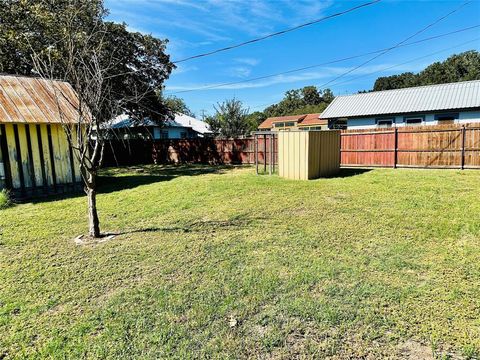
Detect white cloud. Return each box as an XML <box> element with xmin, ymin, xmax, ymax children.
<box><xmin>165</xmin><ymin>63</ymin><xmax>426</xmax><ymax>92</ymax></box>
<box><xmin>234</xmin><ymin>57</ymin><xmax>261</xmax><ymax>66</ymax></box>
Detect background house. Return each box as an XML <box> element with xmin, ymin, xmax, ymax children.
<box><xmin>0</xmin><ymin>75</ymin><xmax>82</xmax><ymax>196</ymax></box>
<box><xmin>109</xmin><ymin>113</ymin><xmax>212</xmax><ymax>139</ymax></box>
<box><xmin>320</xmin><ymin>80</ymin><xmax>480</xmax><ymax>129</ymax></box>
<box><xmin>258</xmin><ymin>113</ymin><xmax>328</xmax><ymax>131</ymax></box>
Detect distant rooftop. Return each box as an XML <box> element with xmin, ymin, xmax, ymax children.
<box><xmin>321</xmin><ymin>80</ymin><xmax>480</xmax><ymax>119</ymax></box>
<box><xmin>109</xmin><ymin>113</ymin><xmax>211</xmax><ymax>135</ymax></box>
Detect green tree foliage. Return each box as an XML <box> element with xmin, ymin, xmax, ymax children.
<box><xmin>0</xmin><ymin>0</ymin><xmax>174</xmax><ymax>122</ymax></box>
<box><xmin>245</xmin><ymin>111</ymin><xmax>267</xmax><ymax>132</ymax></box>
<box><xmin>205</xmin><ymin>99</ymin><xmax>251</xmax><ymax>138</ymax></box>
<box><xmin>162</xmin><ymin>96</ymin><xmax>195</xmax><ymax>117</ymax></box>
<box><xmin>263</xmin><ymin>86</ymin><xmax>334</xmax><ymax>117</ymax></box>
<box><xmin>0</xmin><ymin>0</ymin><xmax>174</xmax><ymax>237</ymax></box>
<box><xmin>373</xmin><ymin>51</ymin><xmax>480</xmax><ymax>91</ymax></box>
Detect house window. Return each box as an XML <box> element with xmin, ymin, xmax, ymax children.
<box><xmin>160</xmin><ymin>130</ymin><xmax>169</xmax><ymax>139</ymax></box>
<box><xmin>274</xmin><ymin>122</ymin><xmax>295</xmax><ymax>128</ymax></box>
<box><xmin>180</xmin><ymin>132</ymin><xmax>187</xmax><ymax>139</ymax></box>
<box><xmin>435</xmin><ymin>113</ymin><xmax>458</xmax><ymax>124</ymax></box>
<box><xmin>376</xmin><ymin>118</ymin><xmax>394</xmax><ymax>128</ymax></box>
<box><xmin>404</xmin><ymin>116</ymin><xmax>424</xmax><ymax>125</ymax></box>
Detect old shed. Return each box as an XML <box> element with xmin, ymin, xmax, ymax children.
<box><xmin>0</xmin><ymin>75</ymin><xmax>83</xmax><ymax>197</ymax></box>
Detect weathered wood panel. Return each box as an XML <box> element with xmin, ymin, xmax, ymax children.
<box><xmin>340</xmin><ymin>124</ymin><xmax>480</xmax><ymax>169</ymax></box>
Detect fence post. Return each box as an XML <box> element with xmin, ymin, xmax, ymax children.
<box><xmin>393</xmin><ymin>127</ymin><xmax>398</xmax><ymax>169</ymax></box>
<box><xmin>263</xmin><ymin>134</ymin><xmax>267</xmax><ymax>173</ymax></box>
<box><xmin>269</xmin><ymin>134</ymin><xmax>273</xmax><ymax>175</ymax></box>
<box><xmin>255</xmin><ymin>134</ymin><xmax>259</xmax><ymax>175</ymax></box>
<box><xmin>461</xmin><ymin>125</ymin><xmax>466</xmax><ymax>170</ymax></box>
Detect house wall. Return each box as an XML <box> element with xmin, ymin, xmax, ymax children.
<box><xmin>153</xmin><ymin>126</ymin><xmax>196</xmax><ymax>139</ymax></box>
<box><xmin>346</xmin><ymin>110</ymin><xmax>480</xmax><ymax>129</ymax></box>
<box><xmin>0</xmin><ymin>123</ymin><xmax>81</xmax><ymax>194</ymax></box>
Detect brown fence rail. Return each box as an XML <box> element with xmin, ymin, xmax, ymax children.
<box><xmin>102</xmin><ymin>124</ymin><xmax>480</xmax><ymax>170</ymax></box>
<box><xmin>102</xmin><ymin>137</ymin><xmax>277</xmax><ymax>167</ymax></box>
<box><xmin>341</xmin><ymin>124</ymin><xmax>480</xmax><ymax>169</ymax></box>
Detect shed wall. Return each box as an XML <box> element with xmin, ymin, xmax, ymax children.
<box><xmin>278</xmin><ymin>131</ymin><xmax>340</xmax><ymax>180</ymax></box>
<box><xmin>0</xmin><ymin>123</ymin><xmax>81</xmax><ymax>194</ymax></box>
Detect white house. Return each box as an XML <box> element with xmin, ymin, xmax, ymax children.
<box><xmin>320</xmin><ymin>80</ymin><xmax>480</xmax><ymax>129</ymax></box>
<box><xmin>108</xmin><ymin>113</ymin><xmax>212</xmax><ymax>139</ymax></box>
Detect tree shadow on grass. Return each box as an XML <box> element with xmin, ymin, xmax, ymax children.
<box><xmin>26</xmin><ymin>164</ymin><xmax>235</xmax><ymax>204</ymax></box>
<box><xmin>110</xmin><ymin>214</ymin><xmax>267</xmax><ymax>237</ymax></box>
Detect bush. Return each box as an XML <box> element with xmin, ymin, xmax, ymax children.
<box><xmin>0</xmin><ymin>189</ymin><xmax>12</xmax><ymax>209</ymax></box>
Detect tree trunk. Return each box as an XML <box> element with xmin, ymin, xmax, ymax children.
<box><xmin>86</xmin><ymin>186</ymin><xmax>100</xmax><ymax>238</ymax></box>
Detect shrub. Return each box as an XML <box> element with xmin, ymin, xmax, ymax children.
<box><xmin>0</xmin><ymin>189</ymin><xmax>12</xmax><ymax>209</ymax></box>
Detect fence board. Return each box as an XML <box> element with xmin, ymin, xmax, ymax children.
<box><xmin>102</xmin><ymin>124</ymin><xmax>480</xmax><ymax>170</ymax></box>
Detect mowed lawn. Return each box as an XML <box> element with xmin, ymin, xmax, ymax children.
<box><xmin>1</xmin><ymin>166</ymin><xmax>479</xmax><ymax>359</ymax></box>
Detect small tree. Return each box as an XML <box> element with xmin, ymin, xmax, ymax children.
<box><xmin>17</xmin><ymin>0</ymin><xmax>174</xmax><ymax>237</ymax></box>
<box><xmin>206</xmin><ymin>98</ymin><xmax>250</xmax><ymax>138</ymax></box>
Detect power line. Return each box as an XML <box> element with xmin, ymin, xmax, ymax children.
<box><xmin>172</xmin><ymin>0</ymin><xmax>382</xmax><ymax>64</ymax></box>
<box><xmin>166</xmin><ymin>24</ymin><xmax>479</xmax><ymax>95</ymax></box>
<box><xmin>328</xmin><ymin>37</ymin><xmax>480</xmax><ymax>89</ymax></box>
<box><xmin>316</xmin><ymin>0</ymin><xmax>472</xmax><ymax>89</ymax></box>
<box><xmin>250</xmin><ymin>37</ymin><xmax>479</xmax><ymax>111</ymax></box>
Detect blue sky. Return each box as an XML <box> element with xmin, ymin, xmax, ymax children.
<box><xmin>105</xmin><ymin>0</ymin><xmax>480</xmax><ymax>117</ymax></box>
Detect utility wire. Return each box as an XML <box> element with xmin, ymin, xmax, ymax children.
<box><xmin>249</xmin><ymin>37</ymin><xmax>480</xmax><ymax>111</ymax></box>
<box><xmin>328</xmin><ymin>37</ymin><xmax>480</xmax><ymax>89</ymax></box>
<box><xmin>166</xmin><ymin>24</ymin><xmax>479</xmax><ymax>95</ymax></box>
<box><xmin>172</xmin><ymin>0</ymin><xmax>382</xmax><ymax>64</ymax></box>
<box><xmin>316</xmin><ymin>0</ymin><xmax>472</xmax><ymax>89</ymax></box>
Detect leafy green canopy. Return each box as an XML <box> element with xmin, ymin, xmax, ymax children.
<box><xmin>373</xmin><ymin>51</ymin><xmax>480</xmax><ymax>91</ymax></box>
<box><xmin>264</xmin><ymin>86</ymin><xmax>334</xmax><ymax>118</ymax></box>
<box><xmin>0</xmin><ymin>0</ymin><xmax>174</xmax><ymax>122</ymax></box>
<box><xmin>205</xmin><ymin>99</ymin><xmax>253</xmax><ymax>138</ymax></box>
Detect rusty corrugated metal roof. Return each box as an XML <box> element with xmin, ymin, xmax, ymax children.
<box><xmin>0</xmin><ymin>74</ymin><xmax>82</xmax><ymax>124</ymax></box>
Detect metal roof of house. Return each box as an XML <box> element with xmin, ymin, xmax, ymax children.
<box><xmin>109</xmin><ymin>113</ymin><xmax>211</xmax><ymax>134</ymax></box>
<box><xmin>0</xmin><ymin>74</ymin><xmax>81</xmax><ymax>124</ymax></box>
<box><xmin>321</xmin><ymin>80</ymin><xmax>480</xmax><ymax>119</ymax></box>
<box><xmin>171</xmin><ymin>113</ymin><xmax>212</xmax><ymax>134</ymax></box>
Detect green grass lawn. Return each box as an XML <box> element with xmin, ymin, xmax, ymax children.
<box><xmin>1</xmin><ymin>165</ymin><xmax>479</xmax><ymax>359</ymax></box>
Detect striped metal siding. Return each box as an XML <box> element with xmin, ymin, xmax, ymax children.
<box><xmin>278</xmin><ymin>131</ymin><xmax>340</xmax><ymax>180</ymax></box>
<box><xmin>321</xmin><ymin>80</ymin><xmax>480</xmax><ymax>119</ymax></box>
<box><xmin>0</xmin><ymin>123</ymin><xmax>81</xmax><ymax>193</ymax></box>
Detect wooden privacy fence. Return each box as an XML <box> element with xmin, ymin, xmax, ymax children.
<box><xmin>102</xmin><ymin>137</ymin><xmax>277</xmax><ymax>167</ymax></box>
<box><xmin>341</xmin><ymin>124</ymin><xmax>480</xmax><ymax>169</ymax></box>
<box><xmin>102</xmin><ymin>124</ymin><xmax>480</xmax><ymax>170</ymax></box>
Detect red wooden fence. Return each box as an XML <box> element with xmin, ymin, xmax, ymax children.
<box><xmin>341</xmin><ymin>124</ymin><xmax>480</xmax><ymax>169</ymax></box>
<box><xmin>103</xmin><ymin>124</ymin><xmax>480</xmax><ymax>169</ymax></box>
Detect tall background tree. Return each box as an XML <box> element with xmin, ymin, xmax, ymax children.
<box><xmin>161</xmin><ymin>95</ymin><xmax>195</xmax><ymax>117</ymax></box>
<box><xmin>263</xmin><ymin>86</ymin><xmax>334</xmax><ymax>118</ymax></box>
<box><xmin>373</xmin><ymin>51</ymin><xmax>480</xmax><ymax>91</ymax></box>
<box><xmin>1</xmin><ymin>0</ymin><xmax>174</xmax><ymax>237</ymax></box>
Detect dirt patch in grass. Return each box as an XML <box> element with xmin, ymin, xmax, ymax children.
<box><xmin>399</xmin><ymin>340</ymin><xmax>433</xmax><ymax>359</ymax></box>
